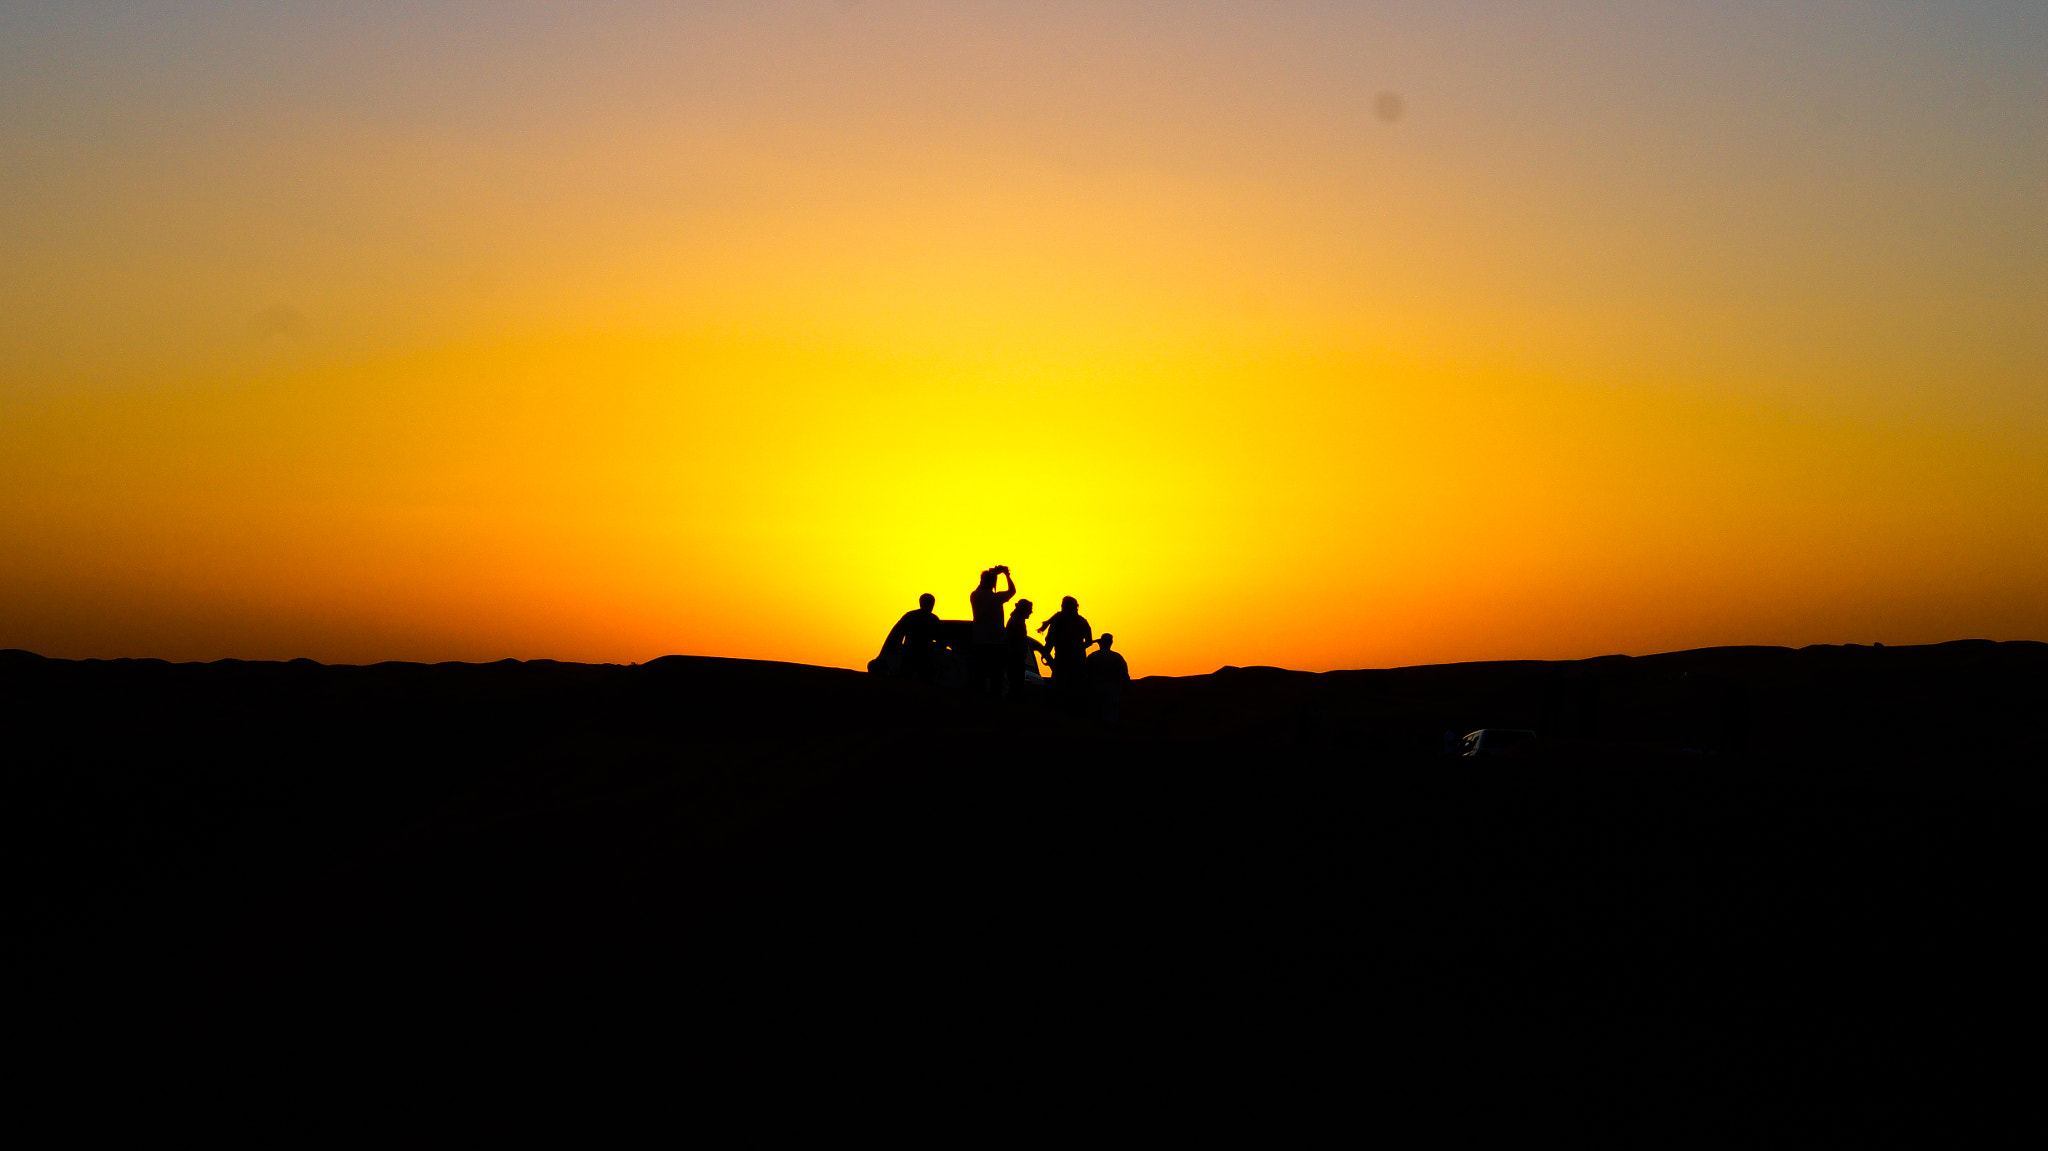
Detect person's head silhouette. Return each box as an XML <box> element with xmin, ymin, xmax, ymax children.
<box><xmin>1097</xmin><ymin>633</ymin><xmax>1114</xmax><ymax>649</ymax></box>
<box><xmin>979</xmin><ymin>568</ymin><xmax>1000</xmax><ymax>591</ymax></box>
<box><xmin>919</xmin><ymin>593</ymin><xmax>936</xmax><ymax>611</ymax></box>
<box><xmin>1061</xmin><ymin>596</ymin><xmax>1078</xmax><ymax>612</ymax></box>
<box><xmin>1011</xmin><ymin>599</ymin><xmax>1033</xmax><ymax>622</ymax></box>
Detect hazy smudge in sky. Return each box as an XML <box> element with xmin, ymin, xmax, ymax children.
<box><xmin>249</xmin><ymin>306</ymin><xmax>306</xmax><ymax>340</ymax></box>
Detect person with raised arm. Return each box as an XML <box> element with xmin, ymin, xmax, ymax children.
<box><xmin>968</xmin><ymin>566</ymin><xmax>1016</xmax><ymax>695</ymax></box>
<box><xmin>1037</xmin><ymin>595</ymin><xmax>1092</xmax><ymax>698</ymax></box>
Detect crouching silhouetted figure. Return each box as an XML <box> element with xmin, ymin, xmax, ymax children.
<box><xmin>1086</xmin><ymin>633</ymin><xmax>1130</xmax><ymax>722</ymax></box>
<box><xmin>875</xmin><ymin>593</ymin><xmax>943</xmax><ymax>682</ymax></box>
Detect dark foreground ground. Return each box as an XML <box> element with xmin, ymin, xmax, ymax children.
<box><xmin>4</xmin><ymin>641</ymin><xmax>2040</xmax><ymax>1131</ymax></box>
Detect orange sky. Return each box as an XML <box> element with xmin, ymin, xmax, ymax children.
<box><xmin>4</xmin><ymin>3</ymin><xmax>2046</xmax><ymax>674</ymax></box>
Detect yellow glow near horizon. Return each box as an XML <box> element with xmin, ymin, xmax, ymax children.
<box><xmin>4</xmin><ymin>4</ymin><xmax>2046</xmax><ymax>673</ymax></box>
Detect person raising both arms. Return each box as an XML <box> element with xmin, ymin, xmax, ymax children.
<box><xmin>969</xmin><ymin>565</ymin><xmax>1016</xmax><ymax>695</ymax></box>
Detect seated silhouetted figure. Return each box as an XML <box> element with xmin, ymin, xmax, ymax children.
<box><xmin>877</xmin><ymin>593</ymin><xmax>943</xmax><ymax>682</ymax></box>
<box><xmin>1037</xmin><ymin>596</ymin><xmax>1092</xmax><ymax>696</ymax></box>
<box><xmin>1086</xmin><ymin>633</ymin><xmax>1130</xmax><ymax>722</ymax></box>
<box><xmin>1005</xmin><ymin>599</ymin><xmax>1048</xmax><ymax>696</ymax></box>
<box><xmin>969</xmin><ymin>566</ymin><xmax>1016</xmax><ymax>695</ymax></box>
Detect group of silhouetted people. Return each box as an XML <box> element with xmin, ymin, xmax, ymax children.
<box><xmin>874</xmin><ymin>565</ymin><xmax>1130</xmax><ymax>720</ymax></box>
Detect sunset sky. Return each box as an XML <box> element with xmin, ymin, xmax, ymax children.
<box><xmin>4</xmin><ymin>2</ymin><xmax>2044</xmax><ymax>674</ymax></box>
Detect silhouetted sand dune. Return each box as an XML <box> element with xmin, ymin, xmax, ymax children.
<box><xmin>3</xmin><ymin>641</ymin><xmax>2035</xmax><ymax>1130</ymax></box>
<box><xmin>1123</xmin><ymin>639</ymin><xmax>2048</xmax><ymax>769</ymax></box>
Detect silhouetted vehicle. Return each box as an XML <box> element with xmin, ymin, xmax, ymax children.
<box><xmin>869</xmin><ymin>619</ymin><xmax>979</xmax><ymax>689</ymax></box>
<box><xmin>1461</xmin><ymin>729</ymin><xmax>1536</xmax><ymax>757</ymax></box>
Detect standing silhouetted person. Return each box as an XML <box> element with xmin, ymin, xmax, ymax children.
<box><xmin>1005</xmin><ymin>599</ymin><xmax>1048</xmax><ymax>696</ymax></box>
<box><xmin>969</xmin><ymin>566</ymin><xmax>1016</xmax><ymax>695</ymax></box>
<box><xmin>1038</xmin><ymin>595</ymin><xmax>1092</xmax><ymax>698</ymax></box>
<box><xmin>877</xmin><ymin>593</ymin><xmax>943</xmax><ymax>682</ymax></box>
<box><xmin>1086</xmin><ymin>633</ymin><xmax>1130</xmax><ymax>722</ymax></box>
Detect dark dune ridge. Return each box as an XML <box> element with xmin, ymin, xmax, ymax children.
<box><xmin>4</xmin><ymin>640</ymin><xmax>2037</xmax><ymax>1126</ymax></box>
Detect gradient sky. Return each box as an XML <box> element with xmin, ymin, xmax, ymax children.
<box><xmin>4</xmin><ymin>2</ymin><xmax>2044</xmax><ymax>673</ymax></box>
